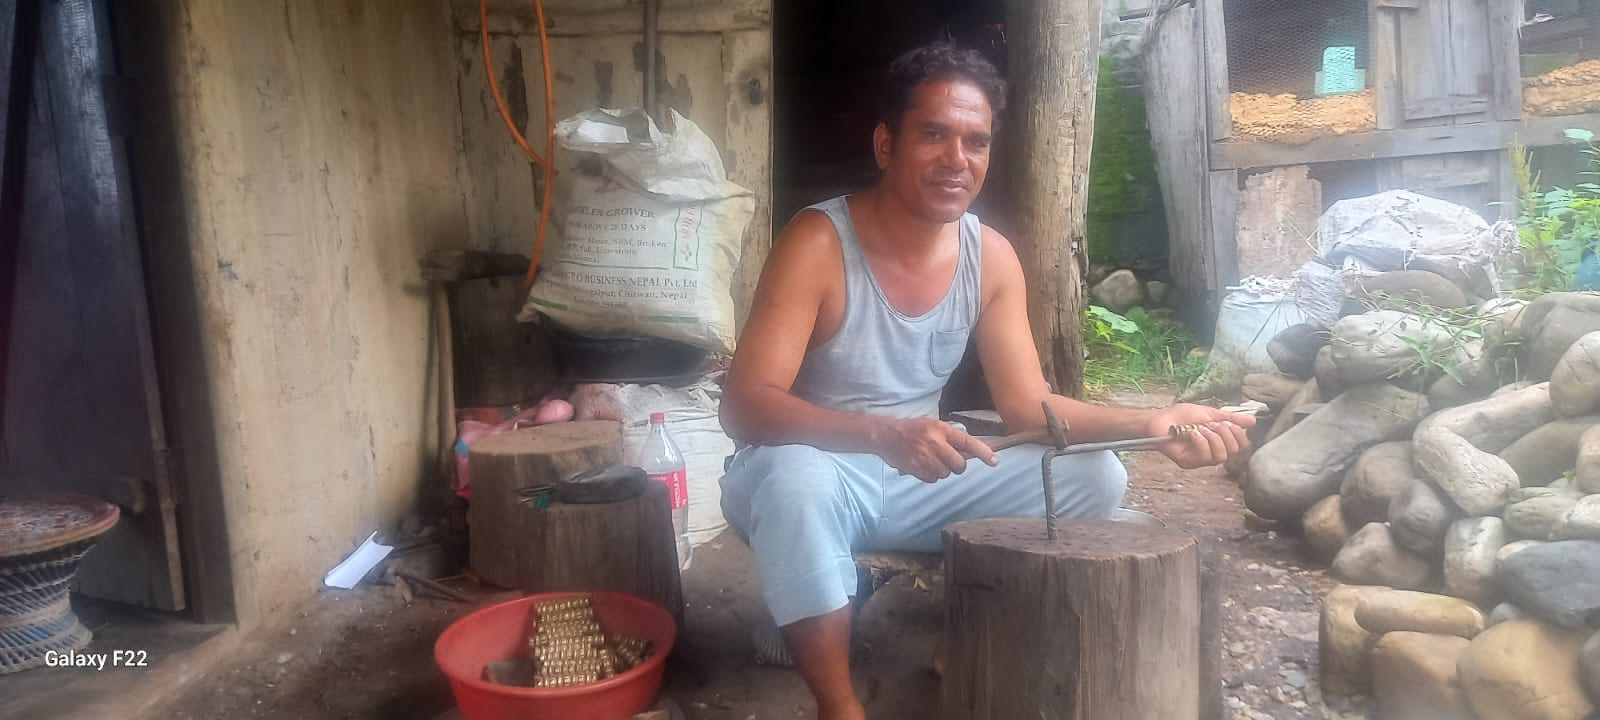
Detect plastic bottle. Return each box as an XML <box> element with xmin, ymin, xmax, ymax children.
<box><xmin>637</xmin><ymin>412</ymin><xmax>691</xmax><ymax>571</ymax></box>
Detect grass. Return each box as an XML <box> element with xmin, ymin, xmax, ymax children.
<box><xmin>1081</xmin><ymin>305</ymin><xmax>1206</xmax><ymax>397</ymax></box>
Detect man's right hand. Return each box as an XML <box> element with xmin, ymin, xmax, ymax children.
<box><xmin>875</xmin><ymin>417</ymin><xmax>998</xmax><ymax>483</ymax></box>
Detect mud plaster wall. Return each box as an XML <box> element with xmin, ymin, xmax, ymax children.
<box><xmin>455</xmin><ymin>0</ymin><xmax>773</xmax><ymax>332</ymax></box>
<box><xmin>132</xmin><ymin>0</ymin><xmax>467</xmax><ymax>626</ymax></box>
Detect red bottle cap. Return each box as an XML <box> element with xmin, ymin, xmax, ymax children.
<box><xmin>651</xmin><ymin>412</ymin><xmax>666</xmax><ymax>424</ymax></box>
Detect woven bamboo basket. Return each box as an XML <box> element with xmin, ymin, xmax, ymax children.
<box><xmin>0</xmin><ymin>495</ymin><xmax>119</xmax><ymax>674</ymax></box>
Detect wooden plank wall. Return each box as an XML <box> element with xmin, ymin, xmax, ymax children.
<box><xmin>1143</xmin><ymin>2</ymin><xmax>1217</xmax><ymax>332</ymax></box>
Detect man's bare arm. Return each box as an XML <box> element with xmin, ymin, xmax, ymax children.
<box><xmin>971</xmin><ymin>228</ymin><xmax>1159</xmax><ymax>441</ymax></box>
<box><xmin>972</xmin><ymin>227</ymin><xmax>1255</xmax><ymax>465</ymax></box>
<box><xmin>719</xmin><ymin>212</ymin><xmax>893</xmax><ymax>453</ymax></box>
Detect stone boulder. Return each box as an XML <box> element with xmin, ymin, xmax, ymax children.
<box><xmin>1499</xmin><ymin>417</ymin><xmax>1600</xmax><ymax>488</ymax></box>
<box><xmin>1552</xmin><ymin>330</ymin><xmax>1600</xmax><ymax>417</ymax></box>
<box><xmin>1326</xmin><ymin>310</ymin><xmax>1463</xmax><ymax>385</ymax></box>
<box><xmin>1504</xmin><ymin>487</ymin><xmax>1583</xmax><ymax>541</ymax></box>
<box><xmin>1489</xmin><ymin>603</ymin><xmax>1526</xmax><ymax>626</ymax></box>
<box><xmin>1303</xmin><ymin>495</ymin><xmax>1351</xmax><ymax>564</ymax></box>
<box><xmin>1370</xmin><ymin>632</ymin><xmax>1474</xmax><ymax>720</ymax></box>
<box><xmin>1331</xmin><ymin>523</ymin><xmax>1432</xmax><ymax>590</ymax></box>
<box><xmin>1262</xmin><ymin>377</ymin><xmax>1320</xmax><ymax>445</ymax></box>
<box><xmin>1340</xmin><ymin>442</ymin><xmax>1416</xmax><ymax>525</ymax></box>
<box><xmin>1346</xmin><ymin>269</ymin><xmax>1471</xmax><ymax>309</ymax></box>
<box><xmin>1267</xmin><ymin>323</ymin><xmax>1325</xmax><ymax>379</ymax></box>
<box><xmin>1320</xmin><ymin>584</ymin><xmax>1388</xmax><ymax>695</ymax></box>
<box><xmin>1497</xmin><ymin>540</ymin><xmax>1545</xmax><ymax>569</ymax></box>
<box><xmin>1090</xmin><ymin>269</ymin><xmax>1144</xmax><ymax>313</ymax></box>
<box><xmin>1578</xmin><ymin>425</ymin><xmax>1600</xmax><ymax>494</ymax></box>
<box><xmin>1519</xmin><ymin>292</ymin><xmax>1600</xmax><ymax>382</ymax></box>
<box><xmin>1459</xmin><ymin>619</ymin><xmax>1594</xmax><ymax>720</ymax></box>
<box><xmin>1481</xmin><ymin>299</ymin><xmax>1528</xmax><ymax>366</ymax></box>
<box><xmin>1427</xmin><ymin>341</ymin><xmax>1500</xmax><ymax>411</ymax></box>
<box><xmin>1443</xmin><ymin>516</ymin><xmax>1506</xmax><ymax>606</ymax></box>
<box><xmin>1412</xmin><ymin>383</ymin><xmax>1556</xmax><ymax>516</ymax></box>
<box><xmin>1388</xmin><ymin>478</ymin><xmax>1459</xmax><ymax>556</ymax></box>
<box><xmin>1557</xmin><ymin>495</ymin><xmax>1600</xmax><ymax>540</ymax></box>
<box><xmin>1244</xmin><ymin>383</ymin><xmax>1429</xmax><ymax>521</ymax></box>
<box><xmin>1242</xmin><ymin>372</ymin><xmax>1306</xmax><ymax>409</ymax></box>
<box><xmin>1498</xmin><ymin>540</ymin><xmax>1600</xmax><ymax>629</ymax></box>
<box><xmin>1144</xmin><ymin>280</ymin><xmax>1170</xmax><ymax>306</ymax></box>
<box><xmin>1314</xmin><ymin>345</ymin><xmax>1347</xmax><ymax>398</ymax></box>
<box><xmin>1354</xmin><ymin>589</ymin><xmax>1485</xmax><ymax>638</ymax></box>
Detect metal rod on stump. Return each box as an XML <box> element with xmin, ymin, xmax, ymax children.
<box><xmin>1004</xmin><ymin>0</ymin><xmax>1103</xmax><ymax>398</ymax></box>
<box><xmin>941</xmin><ymin>518</ymin><xmax>1202</xmax><ymax>719</ymax></box>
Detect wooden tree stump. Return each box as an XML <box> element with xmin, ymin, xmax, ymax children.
<box><xmin>468</xmin><ymin>421</ymin><xmax>623</xmax><ymax>589</ymax></box>
<box><xmin>520</xmin><ymin>480</ymin><xmax>685</xmax><ymax>628</ymax></box>
<box><xmin>942</xmin><ymin>518</ymin><xmax>1201</xmax><ymax>720</ymax></box>
<box><xmin>467</xmin><ymin>420</ymin><xmax>684</xmax><ymax>625</ymax></box>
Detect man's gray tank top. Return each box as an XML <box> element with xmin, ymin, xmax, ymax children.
<box><xmin>789</xmin><ymin>195</ymin><xmax>982</xmax><ymax>421</ymax></box>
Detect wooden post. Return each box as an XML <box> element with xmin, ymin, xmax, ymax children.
<box><xmin>1004</xmin><ymin>0</ymin><xmax>1102</xmax><ymax>398</ymax></box>
<box><xmin>942</xmin><ymin>518</ymin><xmax>1201</xmax><ymax>719</ymax></box>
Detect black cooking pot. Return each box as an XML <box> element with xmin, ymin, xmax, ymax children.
<box><xmin>544</xmin><ymin>322</ymin><xmax>710</xmax><ymax>385</ymax></box>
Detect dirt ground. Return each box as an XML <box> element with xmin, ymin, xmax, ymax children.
<box><xmin>152</xmin><ymin>390</ymin><xmax>1366</xmax><ymax>720</ymax></box>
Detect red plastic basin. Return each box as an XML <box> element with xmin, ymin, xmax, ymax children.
<box><xmin>435</xmin><ymin>591</ymin><xmax>677</xmax><ymax>720</ymax></box>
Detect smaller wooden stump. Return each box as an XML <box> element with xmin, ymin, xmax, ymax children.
<box><xmin>467</xmin><ymin>420</ymin><xmax>683</xmax><ymax>626</ymax></box>
<box><xmin>942</xmin><ymin>518</ymin><xmax>1202</xmax><ymax>720</ymax></box>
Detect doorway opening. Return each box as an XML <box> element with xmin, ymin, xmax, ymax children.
<box><xmin>773</xmin><ymin>0</ymin><xmax>1011</xmax><ymax>414</ymax></box>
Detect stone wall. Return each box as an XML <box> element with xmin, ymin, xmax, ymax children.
<box><xmin>1235</xmin><ymin>278</ymin><xmax>1600</xmax><ymax>718</ymax></box>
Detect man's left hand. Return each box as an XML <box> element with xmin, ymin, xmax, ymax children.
<box><xmin>1147</xmin><ymin>404</ymin><xmax>1256</xmax><ymax>469</ymax></box>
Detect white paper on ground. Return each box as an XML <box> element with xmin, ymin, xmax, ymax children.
<box><xmin>322</xmin><ymin>532</ymin><xmax>393</xmax><ymax>589</ymax></box>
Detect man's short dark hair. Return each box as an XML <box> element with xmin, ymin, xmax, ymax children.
<box><xmin>880</xmin><ymin>41</ymin><xmax>1007</xmax><ymax>133</ymax></box>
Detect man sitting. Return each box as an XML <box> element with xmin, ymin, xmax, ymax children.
<box><xmin>718</xmin><ymin>41</ymin><xmax>1255</xmax><ymax>720</ymax></box>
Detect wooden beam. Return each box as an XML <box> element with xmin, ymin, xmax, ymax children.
<box><xmin>1210</xmin><ymin>113</ymin><xmax>1600</xmax><ymax>171</ymax></box>
<box><xmin>1005</xmin><ymin>0</ymin><xmax>1102</xmax><ymax>398</ymax></box>
<box><xmin>1201</xmin><ymin>0</ymin><xmax>1231</xmax><ymax>142</ymax></box>
<box><xmin>459</xmin><ymin>0</ymin><xmax>771</xmax><ymax>36</ymax></box>
<box><xmin>1404</xmin><ymin>96</ymin><xmax>1488</xmax><ymax>122</ymax></box>
<box><xmin>1207</xmin><ymin>170</ymin><xmax>1239</xmax><ymax>291</ymax></box>
<box><xmin>1143</xmin><ymin>3</ymin><xmax>1216</xmax><ymax>334</ymax></box>
<box><xmin>1372</xmin><ymin>2</ymin><xmax>1401</xmax><ymax>130</ymax></box>
<box><xmin>1490</xmin><ymin>1</ymin><xmax>1526</xmax><ymax>120</ymax></box>
<box><xmin>721</xmin><ymin>28</ymin><xmax>773</xmax><ymax>339</ymax></box>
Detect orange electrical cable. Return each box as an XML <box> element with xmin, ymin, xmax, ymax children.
<box><xmin>480</xmin><ymin>0</ymin><xmax>542</xmax><ymax>166</ymax></box>
<box><xmin>479</xmin><ymin>0</ymin><xmax>557</xmax><ymax>287</ymax></box>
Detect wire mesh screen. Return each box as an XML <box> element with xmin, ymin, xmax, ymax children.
<box><xmin>1224</xmin><ymin>0</ymin><xmax>1376</xmax><ymax>142</ymax></box>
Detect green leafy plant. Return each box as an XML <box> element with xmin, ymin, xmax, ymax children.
<box><xmin>1505</xmin><ymin>129</ymin><xmax>1600</xmax><ymax>296</ymax></box>
<box><xmin>1082</xmin><ymin>304</ymin><xmax>1199</xmax><ymax>395</ymax></box>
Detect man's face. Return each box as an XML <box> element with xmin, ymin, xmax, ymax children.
<box><xmin>874</xmin><ymin>79</ymin><xmax>993</xmax><ymax>224</ymax></box>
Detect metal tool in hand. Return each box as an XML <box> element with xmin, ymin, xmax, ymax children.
<box><xmin>982</xmin><ymin>401</ymin><xmax>1203</xmax><ymax>540</ymax></box>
